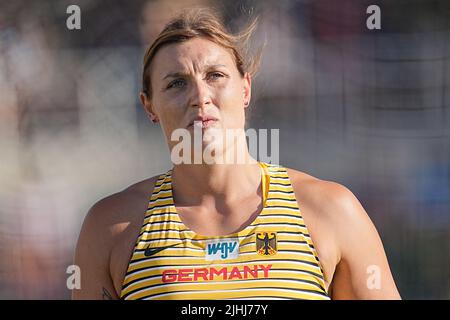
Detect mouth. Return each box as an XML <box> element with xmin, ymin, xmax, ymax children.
<box><xmin>187</xmin><ymin>116</ymin><xmax>218</xmax><ymax>129</ymax></box>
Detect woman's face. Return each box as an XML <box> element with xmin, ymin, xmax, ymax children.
<box><xmin>141</xmin><ymin>37</ymin><xmax>251</xmax><ymax>156</ymax></box>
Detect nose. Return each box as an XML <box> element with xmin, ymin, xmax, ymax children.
<box><xmin>189</xmin><ymin>78</ymin><xmax>212</xmax><ymax>109</ymax></box>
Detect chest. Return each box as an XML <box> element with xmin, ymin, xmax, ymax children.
<box><xmin>109</xmin><ymin>194</ymin><xmax>337</xmax><ymax>298</ymax></box>
<box><xmin>175</xmin><ymin>206</ymin><xmax>262</xmax><ymax>237</ymax></box>
<box><xmin>124</xmin><ymin>241</ymin><xmax>327</xmax><ymax>298</ymax></box>
<box><xmin>116</xmin><ymin>209</ymin><xmax>331</xmax><ymax>299</ymax></box>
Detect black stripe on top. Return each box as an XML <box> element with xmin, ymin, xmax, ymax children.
<box><xmin>134</xmin><ymin>286</ymin><xmax>330</xmax><ymax>300</ymax></box>
<box><xmin>122</xmin><ymin>276</ymin><xmax>327</xmax><ymax>300</ymax></box>
<box><xmin>121</xmin><ymin>267</ymin><xmax>326</xmax><ymax>293</ymax></box>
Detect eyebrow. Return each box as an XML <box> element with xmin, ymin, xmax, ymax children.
<box><xmin>162</xmin><ymin>64</ymin><xmax>227</xmax><ymax>80</ymax></box>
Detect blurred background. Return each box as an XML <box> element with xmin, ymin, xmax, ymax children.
<box><xmin>0</xmin><ymin>0</ymin><xmax>449</xmax><ymax>299</ymax></box>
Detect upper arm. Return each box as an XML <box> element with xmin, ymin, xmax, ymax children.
<box><xmin>327</xmin><ymin>184</ymin><xmax>401</xmax><ymax>300</ymax></box>
<box><xmin>72</xmin><ymin>199</ymin><xmax>119</xmax><ymax>300</ymax></box>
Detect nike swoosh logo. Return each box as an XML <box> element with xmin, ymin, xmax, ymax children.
<box><xmin>144</xmin><ymin>243</ymin><xmax>182</xmax><ymax>257</ymax></box>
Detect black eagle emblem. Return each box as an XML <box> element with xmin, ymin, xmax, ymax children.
<box><xmin>256</xmin><ymin>232</ymin><xmax>277</xmax><ymax>256</ymax></box>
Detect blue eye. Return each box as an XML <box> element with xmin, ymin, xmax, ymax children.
<box><xmin>167</xmin><ymin>79</ymin><xmax>186</xmax><ymax>89</ymax></box>
<box><xmin>207</xmin><ymin>72</ymin><xmax>224</xmax><ymax>80</ymax></box>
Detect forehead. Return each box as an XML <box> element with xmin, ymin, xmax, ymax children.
<box><xmin>151</xmin><ymin>37</ymin><xmax>237</xmax><ymax>77</ymax></box>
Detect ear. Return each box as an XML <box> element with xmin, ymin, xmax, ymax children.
<box><xmin>243</xmin><ymin>72</ymin><xmax>252</xmax><ymax>109</ymax></box>
<box><xmin>139</xmin><ymin>91</ymin><xmax>159</xmax><ymax>123</ymax></box>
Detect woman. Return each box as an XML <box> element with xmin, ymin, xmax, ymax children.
<box><xmin>73</xmin><ymin>8</ymin><xmax>401</xmax><ymax>300</ymax></box>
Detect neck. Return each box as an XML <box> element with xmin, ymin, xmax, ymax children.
<box><xmin>171</xmin><ymin>155</ymin><xmax>262</xmax><ymax>207</ymax></box>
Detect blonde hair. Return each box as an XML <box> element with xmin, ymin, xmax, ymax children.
<box><xmin>142</xmin><ymin>7</ymin><xmax>262</xmax><ymax>97</ymax></box>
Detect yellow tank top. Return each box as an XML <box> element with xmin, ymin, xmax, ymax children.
<box><xmin>119</xmin><ymin>162</ymin><xmax>330</xmax><ymax>300</ymax></box>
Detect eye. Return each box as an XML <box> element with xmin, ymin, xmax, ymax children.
<box><xmin>206</xmin><ymin>72</ymin><xmax>225</xmax><ymax>81</ymax></box>
<box><xmin>167</xmin><ymin>78</ymin><xmax>186</xmax><ymax>89</ymax></box>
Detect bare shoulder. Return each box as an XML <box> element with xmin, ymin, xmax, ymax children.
<box><xmin>285</xmin><ymin>167</ymin><xmax>375</xmax><ymax>253</ymax></box>
<box><xmin>72</xmin><ymin>174</ymin><xmax>161</xmax><ymax>299</ymax></box>
<box><xmin>285</xmin><ymin>167</ymin><xmax>358</xmax><ymax>287</ymax></box>
<box><xmin>285</xmin><ymin>167</ymin><xmax>401</xmax><ymax>299</ymax></box>
<box><xmin>83</xmin><ymin>175</ymin><xmax>161</xmax><ymax>237</ymax></box>
<box><xmin>286</xmin><ymin>167</ymin><xmax>365</xmax><ymax>225</ymax></box>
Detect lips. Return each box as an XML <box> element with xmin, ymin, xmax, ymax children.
<box><xmin>188</xmin><ymin>115</ymin><xmax>218</xmax><ymax>128</ymax></box>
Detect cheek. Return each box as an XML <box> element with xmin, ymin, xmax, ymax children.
<box><xmin>156</xmin><ymin>95</ymin><xmax>186</xmax><ymax>120</ymax></box>
<box><xmin>219</xmin><ymin>80</ymin><xmax>242</xmax><ymax>103</ymax></box>
<box><xmin>216</xmin><ymin>82</ymin><xmax>246</xmax><ymax>126</ymax></box>
<box><xmin>216</xmin><ymin>81</ymin><xmax>244</xmax><ymax>107</ymax></box>
<box><xmin>153</xmin><ymin>96</ymin><xmax>188</xmax><ymax>139</ymax></box>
